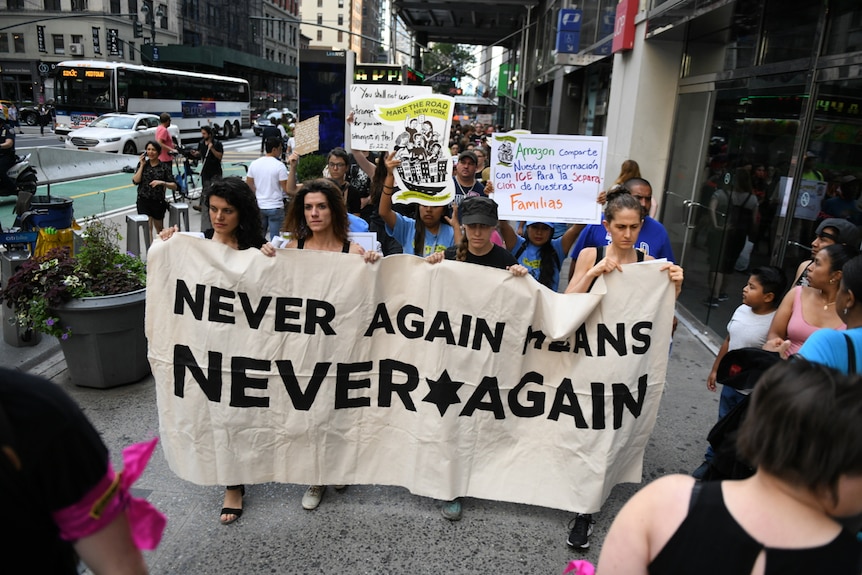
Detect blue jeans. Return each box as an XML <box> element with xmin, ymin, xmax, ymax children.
<box><xmin>260</xmin><ymin>207</ymin><xmax>285</xmax><ymax>240</ymax></box>
<box><xmin>704</xmin><ymin>385</ymin><xmax>747</xmax><ymax>461</ymax></box>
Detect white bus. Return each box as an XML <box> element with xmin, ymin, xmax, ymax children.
<box><xmin>53</xmin><ymin>60</ymin><xmax>250</xmax><ymax>143</ymax></box>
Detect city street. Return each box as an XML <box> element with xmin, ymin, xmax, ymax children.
<box><xmin>24</xmin><ymin>311</ymin><xmax>718</xmax><ymax>574</ymax></box>
<box><xmin>4</xmin><ymin>135</ymin><xmax>722</xmax><ymax>573</ymax></box>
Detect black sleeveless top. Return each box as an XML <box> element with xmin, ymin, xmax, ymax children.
<box><xmin>587</xmin><ymin>245</ymin><xmax>645</xmax><ymax>292</ymax></box>
<box><xmin>648</xmin><ymin>481</ymin><xmax>862</xmax><ymax>575</ymax></box>
<box><xmin>297</xmin><ymin>238</ymin><xmax>350</xmax><ymax>253</ymax></box>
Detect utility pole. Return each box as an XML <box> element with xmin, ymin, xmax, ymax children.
<box><xmin>139</xmin><ymin>0</ymin><xmax>165</xmax><ymax>46</ymax></box>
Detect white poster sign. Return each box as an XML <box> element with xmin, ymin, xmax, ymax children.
<box><xmin>491</xmin><ymin>133</ymin><xmax>607</xmax><ymax>224</ymax></box>
<box><xmin>349</xmin><ymin>84</ymin><xmax>432</xmax><ymax>151</ymax></box>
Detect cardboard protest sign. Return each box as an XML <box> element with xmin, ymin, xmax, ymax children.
<box><xmin>147</xmin><ymin>237</ymin><xmax>675</xmax><ymax>513</ymax></box>
<box><xmin>491</xmin><ymin>133</ymin><xmax>607</xmax><ymax>224</ymax></box>
<box><xmin>375</xmin><ymin>95</ymin><xmax>455</xmax><ymax>206</ymax></box>
<box><xmin>293</xmin><ymin>115</ymin><xmax>320</xmax><ymax>156</ymax></box>
<box><xmin>350</xmin><ymin>84</ymin><xmax>432</xmax><ymax>151</ymax></box>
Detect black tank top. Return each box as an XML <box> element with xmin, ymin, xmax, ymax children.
<box><xmin>648</xmin><ymin>481</ymin><xmax>862</xmax><ymax>575</ymax></box>
<box><xmin>586</xmin><ymin>245</ymin><xmax>645</xmax><ymax>292</ymax></box>
<box><xmin>297</xmin><ymin>238</ymin><xmax>350</xmax><ymax>253</ymax></box>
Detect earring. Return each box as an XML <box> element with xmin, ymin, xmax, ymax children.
<box><xmin>844</xmin><ymin>307</ymin><xmax>850</xmax><ymax>316</ymax></box>
<box><xmin>830</xmin><ymin>278</ymin><xmax>835</xmax><ymax>284</ymax></box>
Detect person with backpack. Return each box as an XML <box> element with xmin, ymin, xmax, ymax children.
<box><xmin>704</xmin><ymin>167</ymin><xmax>759</xmax><ymax>307</ymax></box>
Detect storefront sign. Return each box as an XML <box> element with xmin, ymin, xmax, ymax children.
<box><xmin>555</xmin><ymin>9</ymin><xmax>582</xmax><ymax>54</ymax></box>
<box><xmin>612</xmin><ymin>0</ymin><xmax>639</xmax><ymax>53</ymax></box>
<box><xmin>92</xmin><ymin>27</ymin><xmax>101</xmax><ymax>55</ymax></box>
<box><xmin>490</xmin><ymin>132</ymin><xmax>606</xmax><ymax>224</ymax></box>
<box><xmin>37</xmin><ymin>26</ymin><xmax>46</xmax><ymax>53</ymax></box>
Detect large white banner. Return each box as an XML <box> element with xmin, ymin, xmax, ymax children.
<box><xmin>146</xmin><ymin>236</ymin><xmax>675</xmax><ymax>513</ymax></box>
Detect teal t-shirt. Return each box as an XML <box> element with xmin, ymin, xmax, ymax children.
<box><xmin>511</xmin><ymin>235</ymin><xmax>565</xmax><ymax>290</ymax></box>
<box><xmin>385</xmin><ymin>212</ymin><xmax>455</xmax><ymax>256</ymax></box>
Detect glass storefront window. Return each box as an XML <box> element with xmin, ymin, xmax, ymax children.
<box><xmin>760</xmin><ymin>0</ymin><xmax>820</xmax><ymax>64</ymax></box>
<box><xmin>824</xmin><ymin>0</ymin><xmax>862</xmax><ymax>55</ymax></box>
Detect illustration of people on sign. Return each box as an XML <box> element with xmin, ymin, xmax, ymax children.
<box><xmin>382</xmin><ymin>103</ymin><xmax>455</xmax><ymax>201</ymax></box>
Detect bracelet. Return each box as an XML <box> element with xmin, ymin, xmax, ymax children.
<box><xmin>382</xmin><ymin>189</ymin><xmax>394</xmax><ymax>196</ymax></box>
<box><xmin>383</xmin><ymin>184</ymin><xmax>394</xmax><ymax>189</ymax></box>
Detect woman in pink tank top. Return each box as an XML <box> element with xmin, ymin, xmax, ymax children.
<box><xmin>764</xmin><ymin>243</ymin><xmax>854</xmax><ymax>356</ymax></box>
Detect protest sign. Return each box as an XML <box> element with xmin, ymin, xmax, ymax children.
<box><xmin>491</xmin><ymin>133</ymin><xmax>607</xmax><ymax>224</ymax></box>
<box><xmin>294</xmin><ymin>115</ymin><xmax>320</xmax><ymax>155</ymax></box>
<box><xmin>375</xmin><ymin>94</ymin><xmax>455</xmax><ymax>206</ymax></box>
<box><xmin>349</xmin><ymin>84</ymin><xmax>432</xmax><ymax>151</ymax></box>
<box><xmin>147</xmin><ymin>237</ymin><xmax>675</xmax><ymax>513</ymax></box>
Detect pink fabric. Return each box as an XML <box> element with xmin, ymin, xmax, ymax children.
<box><xmin>52</xmin><ymin>437</ymin><xmax>166</xmax><ymax>550</ymax></box>
<box><xmin>786</xmin><ymin>286</ymin><xmax>845</xmax><ymax>355</ymax></box>
<box><xmin>563</xmin><ymin>560</ymin><xmax>595</xmax><ymax>575</ymax></box>
<box><xmin>491</xmin><ymin>229</ymin><xmax>504</xmax><ymax>247</ymax></box>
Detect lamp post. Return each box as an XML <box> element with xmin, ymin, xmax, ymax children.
<box><xmin>140</xmin><ymin>1</ymin><xmax>165</xmax><ymax>45</ymax></box>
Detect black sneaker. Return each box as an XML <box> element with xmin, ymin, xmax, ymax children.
<box><xmin>566</xmin><ymin>513</ymin><xmax>594</xmax><ymax>549</ymax></box>
<box><xmin>702</xmin><ymin>297</ymin><xmax>720</xmax><ymax>308</ymax></box>
<box><xmin>717</xmin><ymin>293</ymin><xmax>730</xmax><ymax>302</ymax></box>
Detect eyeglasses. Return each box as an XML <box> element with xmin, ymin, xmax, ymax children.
<box><xmin>327</xmin><ymin>162</ymin><xmax>346</xmax><ymax>169</ymax></box>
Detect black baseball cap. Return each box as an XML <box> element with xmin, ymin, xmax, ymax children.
<box><xmin>459</xmin><ymin>196</ymin><xmax>498</xmax><ymax>226</ymax></box>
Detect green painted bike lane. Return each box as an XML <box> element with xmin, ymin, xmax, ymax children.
<box><xmin>1</xmin><ymin>163</ymin><xmax>250</xmax><ymax>229</ymax></box>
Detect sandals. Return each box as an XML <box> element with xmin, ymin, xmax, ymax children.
<box><xmin>220</xmin><ymin>485</ymin><xmax>245</xmax><ymax>525</ymax></box>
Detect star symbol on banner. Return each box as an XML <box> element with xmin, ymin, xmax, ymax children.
<box><xmin>423</xmin><ymin>370</ymin><xmax>464</xmax><ymax>416</ymax></box>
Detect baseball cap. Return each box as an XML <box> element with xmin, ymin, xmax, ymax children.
<box><xmin>526</xmin><ymin>221</ymin><xmax>554</xmax><ymax>230</ymax></box>
<box><xmin>459</xmin><ymin>196</ymin><xmax>498</xmax><ymax>226</ymax></box>
<box><xmin>458</xmin><ymin>150</ymin><xmax>478</xmax><ymax>164</ymax></box>
<box><xmin>815</xmin><ymin>218</ymin><xmax>861</xmax><ymax>247</ymax></box>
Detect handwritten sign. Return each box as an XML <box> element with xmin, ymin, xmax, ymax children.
<box><xmin>349</xmin><ymin>84</ymin><xmax>431</xmax><ymax>151</ymax></box>
<box><xmin>375</xmin><ymin>95</ymin><xmax>455</xmax><ymax>206</ymax></box>
<box><xmin>491</xmin><ymin>133</ymin><xmax>607</xmax><ymax>224</ymax></box>
<box><xmin>293</xmin><ymin>115</ymin><xmax>320</xmax><ymax>156</ymax></box>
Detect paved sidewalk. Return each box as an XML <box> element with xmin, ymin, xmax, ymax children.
<box><xmin>20</xmin><ymin>313</ymin><xmax>718</xmax><ymax>574</ymax></box>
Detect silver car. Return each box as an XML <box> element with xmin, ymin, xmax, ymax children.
<box><xmin>65</xmin><ymin>112</ymin><xmax>179</xmax><ymax>155</ymax></box>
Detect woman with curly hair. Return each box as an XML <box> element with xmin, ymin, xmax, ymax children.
<box><xmin>158</xmin><ymin>176</ymin><xmax>269</xmax><ymax>525</ymax></box>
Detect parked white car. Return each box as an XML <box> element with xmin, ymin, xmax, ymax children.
<box><xmin>64</xmin><ymin>112</ymin><xmax>180</xmax><ymax>154</ymax></box>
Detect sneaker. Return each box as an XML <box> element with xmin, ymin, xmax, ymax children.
<box><xmin>333</xmin><ymin>485</ymin><xmax>346</xmax><ymax>491</ymax></box>
<box><xmin>566</xmin><ymin>514</ymin><xmax>594</xmax><ymax>549</ymax></box>
<box><xmin>717</xmin><ymin>293</ymin><xmax>730</xmax><ymax>302</ymax></box>
<box><xmin>441</xmin><ymin>498</ymin><xmax>462</xmax><ymax>521</ymax></box>
<box><xmin>702</xmin><ymin>297</ymin><xmax>720</xmax><ymax>308</ymax></box>
<box><xmin>692</xmin><ymin>461</ymin><xmax>710</xmax><ymax>480</ymax></box>
<box><xmin>302</xmin><ymin>485</ymin><xmax>326</xmax><ymax>510</ymax></box>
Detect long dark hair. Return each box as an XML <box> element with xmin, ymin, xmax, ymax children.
<box><xmin>522</xmin><ymin>223</ymin><xmax>559</xmax><ymax>289</ymax></box>
<box><xmin>282</xmin><ymin>178</ymin><xmax>350</xmax><ymax>243</ymax></box>
<box><xmin>204</xmin><ymin>177</ymin><xmax>266</xmax><ymax>250</ymax></box>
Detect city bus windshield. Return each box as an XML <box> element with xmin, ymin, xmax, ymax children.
<box><xmin>55</xmin><ymin>68</ymin><xmax>114</xmax><ymax>111</ymax></box>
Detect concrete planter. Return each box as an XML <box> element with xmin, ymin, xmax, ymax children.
<box><xmin>54</xmin><ymin>288</ymin><xmax>150</xmax><ymax>388</ymax></box>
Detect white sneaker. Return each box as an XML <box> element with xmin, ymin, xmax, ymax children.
<box><xmin>302</xmin><ymin>485</ymin><xmax>326</xmax><ymax>510</ymax></box>
<box><xmin>333</xmin><ymin>485</ymin><xmax>346</xmax><ymax>490</ymax></box>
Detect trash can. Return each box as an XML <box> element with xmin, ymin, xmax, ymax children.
<box><xmin>0</xmin><ymin>231</ymin><xmax>42</xmax><ymax>347</ymax></box>
<box><xmin>28</xmin><ymin>195</ymin><xmax>74</xmax><ymax>230</ymax></box>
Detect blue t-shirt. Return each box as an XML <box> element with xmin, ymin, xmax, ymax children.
<box><xmin>348</xmin><ymin>213</ymin><xmax>369</xmax><ymax>232</ymax></box>
<box><xmin>385</xmin><ymin>212</ymin><xmax>455</xmax><ymax>256</ymax></box>
<box><xmin>570</xmin><ymin>216</ymin><xmax>676</xmax><ymax>263</ymax></box>
<box><xmin>511</xmin><ymin>235</ymin><xmax>565</xmax><ymax>290</ymax></box>
<box><xmin>798</xmin><ymin>327</ymin><xmax>862</xmax><ymax>374</ymax></box>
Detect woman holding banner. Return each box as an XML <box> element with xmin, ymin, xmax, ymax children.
<box><xmin>160</xmin><ymin>177</ymin><xmax>270</xmax><ymax>525</ymax></box>
<box><xmin>425</xmin><ymin>194</ymin><xmax>528</xmax><ymax>521</ymax></box>
<box><xmin>563</xmin><ymin>188</ymin><xmax>684</xmax><ymax>548</ymax></box>
<box><xmin>565</xmin><ymin>189</ymin><xmax>683</xmax><ymax>296</ymax></box>
<box><xmin>275</xmin><ymin>178</ymin><xmax>379</xmax><ymax>511</ymax></box>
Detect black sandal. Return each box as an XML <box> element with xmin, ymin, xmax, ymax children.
<box><xmin>220</xmin><ymin>485</ymin><xmax>245</xmax><ymax>525</ymax></box>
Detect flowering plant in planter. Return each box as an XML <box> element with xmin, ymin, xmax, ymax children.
<box><xmin>1</xmin><ymin>219</ymin><xmax>146</xmax><ymax>339</ymax></box>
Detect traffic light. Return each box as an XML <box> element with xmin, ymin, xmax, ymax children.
<box><xmin>133</xmin><ymin>20</ymin><xmax>144</xmax><ymax>38</ymax></box>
